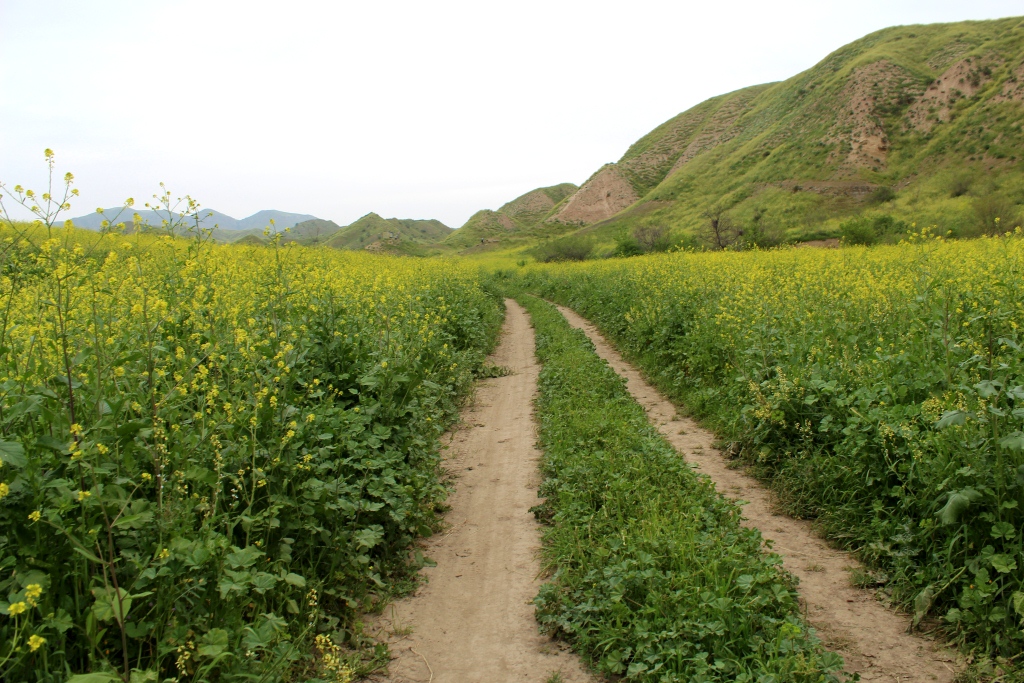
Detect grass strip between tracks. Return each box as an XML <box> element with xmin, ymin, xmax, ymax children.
<box><xmin>520</xmin><ymin>295</ymin><xmax>844</xmax><ymax>683</ymax></box>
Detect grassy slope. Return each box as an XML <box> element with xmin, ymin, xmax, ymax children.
<box><xmin>558</xmin><ymin>17</ymin><xmax>1024</xmax><ymax>248</ymax></box>
<box><xmin>325</xmin><ymin>212</ymin><xmax>452</xmax><ymax>252</ymax></box>
<box><xmin>443</xmin><ymin>183</ymin><xmax>578</xmax><ymax>250</ymax></box>
<box><xmin>283</xmin><ymin>218</ymin><xmax>344</xmax><ymax>244</ymax></box>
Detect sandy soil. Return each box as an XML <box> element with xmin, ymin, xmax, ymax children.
<box><xmin>550</xmin><ymin>166</ymin><xmax>638</xmax><ymax>225</ymax></box>
<box><xmin>554</xmin><ymin>304</ymin><xmax>958</xmax><ymax>683</ymax></box>
<box><xmin>373</xmin><ymin>300</ymin><xmax>594</xmax><ymax>683</ymax></box>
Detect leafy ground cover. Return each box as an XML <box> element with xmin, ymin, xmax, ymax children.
<box><xmin>516</xmin><ymin>232</ymin><xmax>1024</xmax><ymax>670</ymax></box>
<box><xmin>519</xmin><ymin>295</ymin><xmax>844</xmax><ymax>682</ymax></box>
<box><xmin>0</xmin><ymin>195</ymin><xmax>501</xmax><ymax>680</ymax></box>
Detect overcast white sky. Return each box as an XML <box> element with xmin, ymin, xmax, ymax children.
<box><xmin>1</xmin><ymin>1</ymin><xmax>1022</xmax><ymax>228</ymax></box>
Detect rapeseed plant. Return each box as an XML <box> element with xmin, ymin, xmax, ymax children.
<box><xmin>0</xmin><ymin>152</ymin><xmax>502</xmax><ymax>681</ymax></box>
<box><xmin>522</xmin><ymin>230</ymin><xmax>1024</xmax><ymax>662</ymax></box>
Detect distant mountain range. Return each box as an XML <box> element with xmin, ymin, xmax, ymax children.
<box><xmin>71</xmin><ymin>208</ymin><xmax>316</xmax><ymax>232</ymax></box>
<box><xmin>69</xmin><ymin>207</ymin><xmax>458</xmax><ymax>255</ymax></box>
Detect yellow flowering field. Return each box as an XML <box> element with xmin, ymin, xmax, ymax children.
<box><xmin>0</xmin><ymin>211</ymin><xmax>501</xmax><ymax>680</ymax></box>
<box><xmin>519</xmin><ymin>232</ymin><xmax>1024</xmax><ymax>659</ymax></box>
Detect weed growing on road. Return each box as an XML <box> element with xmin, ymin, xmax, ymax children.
<box><xmin>521</xmin><ymin>296</ymin><xmax>843</xmax><ymax>682</ymax></box>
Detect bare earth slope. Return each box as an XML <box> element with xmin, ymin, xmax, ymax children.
<box><xmin>443</xmin><ymin>183</ymin><xmax>580</xmax><ymax>251</ymax></box>
<box><xmin>374</xmin><ymin>301</ymin><xmax>594</xmax><ymax>683</ymax></box>
<box><xmin>554</xmin><ymin>304</ymin><xmax>957</xmax><ymax>683</ymax></box>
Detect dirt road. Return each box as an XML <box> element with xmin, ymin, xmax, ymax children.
<box><xmin>375</xmin><ymin>300</ymin><xmax>593</xmax><ymax>683</ymax></box>
<box><xmin>554</xmin><ymin>304</ymin><xmax>957</xmax><ymax>683</ymax></box>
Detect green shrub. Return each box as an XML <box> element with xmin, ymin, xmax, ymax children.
<box><xmin>534</xmin><ymin>236</ymin><xmax>594</xmax><ymax>262</ymax></box>
<box><xmin>840</xmin><ymin>214</ymin><xmax>909</xmax><ymax>245</ymax></box>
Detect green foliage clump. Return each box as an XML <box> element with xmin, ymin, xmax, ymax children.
<box><xmin>519</xmin><ymin>235</ymin><xmax>1024</xmax><ymax>666</ymax></box>
<box><xmin>533</xmin><ymin>235</ymin><xmax>594</xmax><ymax>263</ymax></box>
<box><xmin>612</xmin><ymin>225</ymin><xmax>681</xmax><ymax>257</ymax></box>
<box><xmin>839</xmin><ymin>214</ymin><xmax>910</xmax><ymax>245</ymax></box>
<box><xmin>519</xmin><ymin>296</ymin><xmax>844</xmax><ymax>682</ymax></box>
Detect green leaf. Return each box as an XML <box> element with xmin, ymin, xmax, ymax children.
<box><xmin>935</xmin><ymin>410</ymin><xmax>969</xmax><ymax>429</ymax></box>
<box><xmin>998</xmin><ymin>432</ymin><xmax>1024</xmax><ymax>451</ymax></box>
<box><xmin>250</xmin><ymin>572</ymin><xmax>278</xmax><ymax>594</ymax></box>
<box><xmin>1011</xmin><ymin>591</ymin><xmax>1024</xmax><ymax>618</ymax></box>
<box><xmin>226</xmin><ymin>545</ymin><xmax>263</xmax><ymax>569</ymax></box>
<box><xmin>43</xmin><ymin>608</ymin><xmax>74</xmax><ymax>633</ymax></box>
<box><xmin>35</xmin><ymin>435</ymin><xmax>67</xmax><ymax>453</ymax></box>
<box><xmin>218</xmin><ymin>576</ymin><xmax>248</xmax><ymax>599</ymax></box>
<box><xmin>91</xmin><ymin>587</ymin><xmax>133</xmax><ymax>625</ymax></box>
<box><xmin>184</xmin><ymin>467</ymin><xmax>217</xmax><ymax>485</ymax></box>
<box><xmin>0</xmin><ymin>439</ymin><xmax>26</xmax><ymax>467</ymax></box>
<box><xmin>974</xmin><ymin>380</ymin><xmax>1002</xmax><ymax>399</ymax></box>
<box><xmin>991</xmin><ymin>521</ymin><xmax>1016</xmax><ymax>540</ymax></box>
<box><xmin>113</xmin><ymin>512</ymin><xmax>154</xmax><ymax>530</ymax></box>
<box><xmin>913</xmin><ymin>584</ymin><xmax>935</xmax><ymax>628</ymax></box>
<box><xmin>936</xmin><ymin>489</ymin><xmax>982</xmax><ymax>525</ymax></box>
<box><xmin>116</xmin><ymin>420</ymin><xmax>149</xmax><ymax>438</ymax></box>
<box><xmin>284</xmin><ymin>572</ymin><xmax>306</xmax><ymax>587</ymax></box>
<box><xmin>197</xmin><ymin>628</ymin><xmax>229</xmax><ymax>657</ymax></box>
<box><xmin>129</xmin><ymin>670</ymin><xmax>157</xmax><ymax>683</ymax></box>
<box><xmin>68</xmin><ymin>674</ymin><xmax>121</xmax><ymax>683</ymax></box>
<box><xmin>73</xmin><ymin>546</ymin><xmax>106</xmax><ymax>564</ymax></box>
<box><xmin>989</xmin><ymin>554</ymin><xmax>1017</xmax><ymax>574</ymax></box>
<box><xmin>354</xmin><ymin>526</ymin><xmax>384</xmax><ymax>549</ymax></box>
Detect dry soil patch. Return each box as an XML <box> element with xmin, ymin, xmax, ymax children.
<box><xmin>373</xmin><ymin>300</ymin><xmax>594</xmax><ymax>683</ymax></box>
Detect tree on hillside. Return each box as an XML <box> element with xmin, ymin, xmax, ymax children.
<box><xmin>699</xmin><ymin>207</ymin><xmax>740</xmax><ymax>250</ymax></box>
<box><xmin>633</xmin><ymin>225</ymin><xmax>673</xmax><ymax>252</ymax></box>
<box><xmin>973</xmin><ymin>193</ymin><xmax>1020</xmax><ymax>236</ymax></box>
<box><xmin>742</xmin><ymin>208</ymin><xmax>783</xmax><ymax>248</ymax></box>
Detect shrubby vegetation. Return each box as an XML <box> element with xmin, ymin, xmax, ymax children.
<box><xmin>839</xmin><ymin>214</ymin><xmax>911</xmax><ymax>245</ymax></box>
<box><xmin>519</xmin><ymin>295</ymin><xmax>843</xmax><ymax>682</ymax></box>
<box><xmin>0</xmin><ymin>160</ymin><xmax>502</xmax><ymax>681</ymax></box>
<box><xmin>519</xmin><ymin>232</ymin><xmax>1024</xmax><ymax>663</ymax></box>
<box><xmin>531</xmin><ymin>235</ymin><xmax>595</xmax><ymax>263</ymax></box>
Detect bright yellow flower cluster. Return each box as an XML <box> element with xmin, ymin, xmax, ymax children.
<box><xmin>0</xmin><ymin>219</ymin><xmax>500</xmax><ymax>679</ymax></box>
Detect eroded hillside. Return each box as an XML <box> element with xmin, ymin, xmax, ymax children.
<box><xmin>548</xmin><ymin>17</ymin><xmax>1024</xmax><ymax>244</ymax></box>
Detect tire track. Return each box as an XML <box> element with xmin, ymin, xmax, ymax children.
<box><xmin>373</xmin><ymin>300</ymin><xmax>594</xmax><ymax>683</ymax></box>
<box><xmin>553</xmin><ymin>303</ymin><xmax>957</xmax><ymax>683</ymax></box>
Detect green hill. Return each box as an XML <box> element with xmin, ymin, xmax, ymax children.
<box><xmin>443</xmin><ymin>183</ymin><xmax>578</xmax><ymax>250</ymax></box>
<box><xmin>325</xmin><ymin>213</ymin><xmax>452</xmax><ymax>253</ymax></box>
<box><xmin>547</xmin><ymin>16</ymin><xmax>1024</xmax><ymax>247</ymax></box>
<box><xmin>281</xmin><ymin>218</ymin><xmax>343</xmax><ymax>244</ymax></box>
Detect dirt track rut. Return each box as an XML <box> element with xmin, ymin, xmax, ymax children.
<box><xmin>374</xmin><ymin>300</ymin><xmax>594</xmax><ymax>683</ymax></box>
<box><xmin>554</xmin><ymin>304</ymin><xmax>957</xmax><ymax>683</ymax></box>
